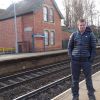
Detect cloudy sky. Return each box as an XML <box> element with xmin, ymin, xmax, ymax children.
<box><xmin>0</xmin><ymin>0</ymin><xmax>100</xmax><ymax>14</ymax></box>
<box><xmin>0</xmin><ymin>0</ymin><xmax>21</xmax><ymax>9</ymax></box>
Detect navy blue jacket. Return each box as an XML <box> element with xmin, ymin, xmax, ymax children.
<box><xmin>68</xmin><ymin>28</ymin><xmax>96</xmax><ymax>59</ymax></box>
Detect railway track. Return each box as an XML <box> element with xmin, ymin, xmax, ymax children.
<box><xmin>13</xmin><ymin>62</ymin><xmax>100</xmax><ymax>100</ymax></box>
<box><xmin>13</xmin><ymin>75</ymin><xmax>71</xmax><ymax>100</ymax></box>
<box><xmin>0</xmin><ymin>56</ymin><xmax>100</xmax><ymax>100</ymax></box>
<box><xmin>0</xmin><ymin>60</ymin><xmax>70</xmax><ymax>93</ymax></box>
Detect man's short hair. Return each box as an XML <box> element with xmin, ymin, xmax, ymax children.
<box><xmin>77</xmin><ymin>19</ymin><xmax>86</xmax><ymax>24</ymax></box>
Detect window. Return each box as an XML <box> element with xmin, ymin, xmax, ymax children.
<box><xmin>44</xmin><ymin>30</ymin><xmax>49</xmax><ymax>45</ymax></box>
<box><xmin>49</xmin><ymin>8</ymin><xmax>54</xmax><ymax>22</ymax></box>
<box><xmin>43</xmin><ymin>6</ymin><xmax>48</xmax><ymax>22</ymax></box>
<box><xmin>50</xmin><ymin>31</ymin><xmax>55</xmax><ymax>45</ymax></box>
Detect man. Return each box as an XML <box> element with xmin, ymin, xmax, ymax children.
<box><xmin>68</xmin><ymin>19</ymin><xmax>96</xmax><ymax>100</ymax></box>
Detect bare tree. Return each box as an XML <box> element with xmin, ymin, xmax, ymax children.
<box><xmin>71</xmin><ymin>0</ymin><xmax>84</xmax><ymax>27</ymax></box>
<box><xmin>83</xmin><ymin>0</ymin><xmax>96</xmax><ymax>25</ymax></box>
<box><xmin>63</xmin><ymin>0</ymin><xmax>84</xmax><ymax>28</ymax></box>
<box><xmin>62</xmin><ymin>0</ymin><xmax>71</xmax><ymax>27</ymax></box>
<box><xmin>62</xmin><ymin>0</ymin><xmax>96</xmax><ymax>28</ymax></box>
<box><xmin>83</xmin><ymin>0</ymin><xmax>90</xmax><ymax>24</ymax></box>
<box><xmin>88</xmin><ymin>0</ymin><xmax>96</xmax><ymax>25</ymax></box>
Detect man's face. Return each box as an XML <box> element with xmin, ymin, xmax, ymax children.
<box><xmin>77</xmin><ymin>22</ymin><xmax>86</xmax><ymax>33</ymax></box>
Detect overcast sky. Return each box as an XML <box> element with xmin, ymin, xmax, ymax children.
<box><xmin>0</xmin><ymin>0</ymin><xmax>100</xmax><ymax>14</ymax></box>
<box><xmin>0</xmin><ymin>0</ymin><xmax>22</xmax><ymax>9</ymax></box>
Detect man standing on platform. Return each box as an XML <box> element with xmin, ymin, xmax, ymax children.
<box><xmin>68</xmin><ymin>19</ymin><xmax>96</xmax><ymax>100</ymax></box>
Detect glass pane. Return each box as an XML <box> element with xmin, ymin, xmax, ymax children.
<box><xmin>49</xmin><ymin>8</ymin><xmax>54</xmax><ymax>22</ymax></box>
<box><xmin>43</xmin><ymin>7</ymin><xmax>48</xmax><ymax>21</ymax></box>
<box><xmin>50</xmin><ymin>31</ymin><xmax>55</xmax><ymax>45</ymax></box>
<box><xmin>44</xmin><ymin>31</ymin><xmax>49</xmax><ymax>45</ymax></box>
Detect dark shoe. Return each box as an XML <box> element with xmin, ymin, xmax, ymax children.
<box><xmin>72</xmin><ymin>96</ymin><xmax>79</xmax><ymax>100</ymax></box>
<box><xmin>89</xmin><ymin>94</ymin><xmax>96</xmax><ymax>100</ymax></box>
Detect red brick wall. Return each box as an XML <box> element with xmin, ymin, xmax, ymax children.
<box><xmin>32</xmin><ymin>0</ymin><xmax>63</xmax><ymax>51</ymax></box>
<box><xmin>19</xmin><ymin>0</ymin><xmax>64</xmax><ymax>51</ymax></box>
<box><xmin>0</xmin><ymin>17</ymin><xmax>23</xmax><ymax>48</ymax></box>
<box><xmin>0</xmin><ymin>0</ymin><xmax>70</xmax><ymax>52</ymax></box>
<box><xmin>22</xmin><ymin>13</ymin><xmax>33</xmax><ymax>50</ymax></box>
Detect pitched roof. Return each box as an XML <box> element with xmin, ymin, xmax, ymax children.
<box><xmin>0</xmin><ymin>9</ymin><xmax>5</xmax><ymax>16</ymax></box>
<box><xmin>0</xmin><ymin>9</ymin><xmax>5</xmax><ymax>13</ymax></box>
<box><xmin>0</xmin><ymin>0</ymin><xmax>63</xmax><ymax>20</ymax></box>
<box><xmin>52</xmin><ymin>0</ymin><xmax>63</xmax><ymax>19</ymax></box>
<box><xmin>0</xmin><ymin>0</ymin><xmax>43</xmax><ymax>20</ymax></box>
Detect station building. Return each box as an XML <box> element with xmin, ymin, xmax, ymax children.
<box><xmin>0</xmin><ymin>0</ymin><xmax>70</xmax><ymax>53</ymax></box>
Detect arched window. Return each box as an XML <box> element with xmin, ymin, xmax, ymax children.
<box><xmin>43</xmin><ymin>6</ymin><xmax>48</xmax><ymax>22</ymax></box>
<box><xmin>49</xmin><ymin>8</ymin><xmax>54</xmax><ymax>22</ymax></box>
<box><xmin>44</xmin><ymin>30</ymin><xmax>49</xmax><ymax>45</ymax></box>
<box><xmin>50</xmin><ymin>31</ymin><xmax>55</xmax><ymax>45</ymax></box>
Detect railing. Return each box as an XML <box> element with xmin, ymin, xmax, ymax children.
<box><xmin>0</xmin><ymin>48</ymin><xmax>15</xmax><ymax>54</ymax></box>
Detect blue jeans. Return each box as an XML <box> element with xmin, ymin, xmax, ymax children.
<box><xmin>71</xmin><ymin>58</ymin><xmax>95</xmax><ymax>97</ymax></box>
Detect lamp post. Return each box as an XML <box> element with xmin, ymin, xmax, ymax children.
<box><xmin>97</xmin><ymin>15</ymin><xmax>100</xmax><ymax>38</ymax></box>
<box><xmin>12</xmin><ymin>0</ymin><xmax>18</xmax><ymax>53</ymax></box>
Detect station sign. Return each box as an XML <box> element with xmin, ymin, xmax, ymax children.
<box><xmin>24</xmin><ymin>27</ymin><xmax>33</xmax><ymax>32</ymax></box>
<box><xmin>33</xmin><ymin>34</ymin><xmax>45</xmax><ymax>38</ymax></box>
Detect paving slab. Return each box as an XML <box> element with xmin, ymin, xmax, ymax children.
<box><xmin>52</xmin><ymin>71</ymin><xmax>100</xmax><ymax>100</ymax></box>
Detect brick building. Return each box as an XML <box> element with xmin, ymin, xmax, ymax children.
<box><xmin>0</xmin><ymin>0</ymin><xmax>69</xmax><ymax>53</ymax></box>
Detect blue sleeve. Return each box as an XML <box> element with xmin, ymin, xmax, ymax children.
<box><xmin>90</xmin><ymin>32</ymin><xmax>96</xmax><ymax>58</ymax></box>
<box><xmin>67</xmin><ymin>33</ymin><xmax>74</xmax><ymax>57</ymax></box>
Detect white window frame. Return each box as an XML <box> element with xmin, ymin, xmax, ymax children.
<box><xmin>44</xmin><ymin>30</ymin><xmax>49</xmax><ymax>46</ymax></box>
<box><xmin>49</xmin><ymin>8</ymin><xmax>54</xmax><ymax>22</ymax></box>
<box><xmin>50</xmin><ymin>31</ymin><xmax>55</xmax><ymax>45</ymax></box>
<box><xmin>43</xmin><ymin>6</ymin><xmax>48</xmax><ymax>22</ymax></box>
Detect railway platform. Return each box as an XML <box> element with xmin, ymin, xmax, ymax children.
<box><xmin>52</xmin><ymin>71</ymin><xmax>100</xmax><ymax>100</ymax></box>
<box><xmin>0</xmin><ymin>50</ymin><xmax>68</xmax><ymax>76</ymax></box>
<box><xmin>0</xmin><ymin>50</ymin><xmax>66</xmax><ymax>62</ymax></box>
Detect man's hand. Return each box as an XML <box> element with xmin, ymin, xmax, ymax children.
<box><xmin>89</xmin><ymin>57</ymin><xmax>94</xmax><ymax>63</ymax></box>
